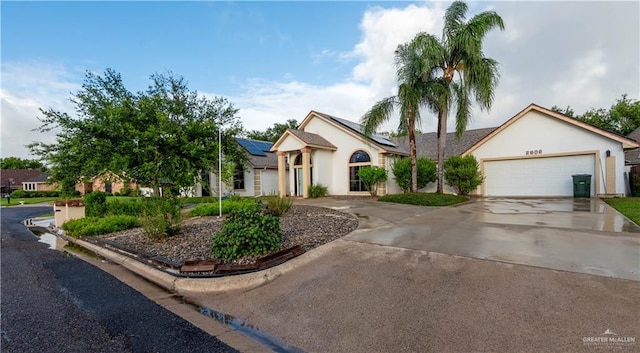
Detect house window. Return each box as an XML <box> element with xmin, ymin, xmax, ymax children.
<box><xmin>234</xmin><ymin>165</ymin><xmax>245</xmax><ymax>190</ymax></box>
<box><xmin>349</xmin><ymin>150</ymin><xmax>371</xmax><ymax>192</ymax></box>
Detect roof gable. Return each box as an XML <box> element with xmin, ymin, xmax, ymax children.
<box><xmin>295</xmin><ymin>110</ymin><xmax>408</xmax><ymax>155</ymax></box>
<box><xmin>628</xmin><ymin>126</ymin><xmax>640</xmax><ymax>142</ymax></box>
<box><xmin>464</xmin><ymin>104</ymin><xmax>640</xmax><ymax>155</ymax></box>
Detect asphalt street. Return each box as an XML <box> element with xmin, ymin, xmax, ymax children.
<box><xmin>0</xmin><ymin>206</ymin><xmax>238</xmax><ymax>353</ymax></box>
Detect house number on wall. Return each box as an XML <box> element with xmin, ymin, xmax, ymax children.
<box><xmin>525</xmin><ymin>149</ymin><xmax>542</xmax><ymax>155</ymax></box>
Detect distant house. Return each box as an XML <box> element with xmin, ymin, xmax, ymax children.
<box><xmin>76</xmin><ymin>171</ymin><xmax>137</xmax><ymax>195</ymax></box>
<box><xmin>1</xmin><ymin>169</ymin><xmax>55</xmax><ymax>195</ymax></box>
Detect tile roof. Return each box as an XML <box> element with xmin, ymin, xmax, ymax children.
<box><xmin>25</xmin><ymin>173</ymin><xmax>52</xmax><ymax>183</ymax></box>
<box><xmin>234</xmin><ymin>137</ymin><xmax>279</xmax><ymax>169</ymax></box>
<box><xmin>393</xmin><ymin>127</ymin><xmax>497</xmax><ymax>160</ymax></box>
<box><xmin>628</xmin><ymin>127</ymin><xmax>640</xmax><ymax>142</ymax></box>
<box><xmin>1</xmin><ymin>169</ymin><xmax>48</xmax><ymax>186</ymax></box>
<box><xmin>286</xmin><ymin>129</ymin><xmax>337</xmax><ymax>149</ymax></box>
<box><xmin>626</xmin><ymin>127</ymin><xmax>640</xmax><ymax>165</ymax></box>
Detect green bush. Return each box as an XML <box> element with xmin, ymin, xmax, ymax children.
<box><xmin>62</xmin><ymin>215</ymin><xmax>140</xmax><ymax>238</ymax></box>
<box><xmin>392</xmin><ymin>157</ymin><xmax>437</xmax><ymax>192</ymax></box>
<box><xmin>263</xmin><ymin>195</ymin><xmax>293</xmax><ymax>216</ymax></box>
<box><xmin>378</xmin><ymin>192</ymin><xmax>468</xmax><ymax>206</ymax></box>
<box><xmin>84</xmin><ymin>191</ymin><xmax>108</xmax><ymax>217</ymax></box>
<box><xmin>9</xmin><ymin>190</ymin><xmax>71</xmax><ymax>198</ymax></box>
<box><xmin>211</xmin><ymin>203</ymin><xmax>282</xmax><ymax>261</ymax></box>
<box><xmin>140</xmin><ymin>197</ymin><xmax>183</xmax><ymax>240</ymax></box>
<box><xmin>443</xmin><ymin>155</ymin><xmax>484</xmax><ymax>195</ymax></box>
<box><xmin>358</xmin><ymin>166</ymin><xmax>388</xmax><ymax>196</ymax></box>
<box><xmin>188</xmin><ymin>199</ymin><xmax>256</xmax><ymax>217</ymax></box>
<box><xmin>308</xmin><ymin>184</ymin><xmax>328</xmax><ymax>198</ymax></box>
<box><xmin>106</xmin><ymin>199</ymin><xmax>142</xmax><ymax>217</ymax></box>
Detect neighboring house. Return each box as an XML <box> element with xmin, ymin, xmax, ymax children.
<box><xmin>270</xmin><ymin>111</ymin><xmax>408</xmax><ymax>198</ymax></box>
<box><xmin>76</xmin><ymin>171</ymin><xmax>137</xmax><ymax>195</ymax></box>
<box><xmin>195</xmin><ymin>138</ymin><xmax>280</xmax><ymax>197</ymax></box>
<box><xmin>462</xmin><ymin>104</ymin><xmax>639</xmax><ymax>197</ymax></box>
<box><xmin>1</xmin><ymin>169</ymin><xmax>54</xmax><ymax>194</ymax></box>
<box><xmin>624</xmin><ymin>126</ymin><xmax>640</xmax><ymax>167</ymax></box>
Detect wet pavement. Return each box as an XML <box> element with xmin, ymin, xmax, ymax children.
<box><xmin>298</xmin><ymin>197</ymin><xmax>640</xmax><ymax>281</ymax></box>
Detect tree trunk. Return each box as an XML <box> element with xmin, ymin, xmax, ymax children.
<box><xmin>436</xmin><ymin>108</ymin><xmax>448</xmax><ymax>193</ymax></box>
<box><xmin>408</xmin><ymin>112</ymin><xmax>418</xmax><ymax>193</ymax></box>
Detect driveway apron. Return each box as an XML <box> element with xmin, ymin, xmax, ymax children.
<box><xmin>344</xmin><ymin>198</ymin><xmax>640</xmax><ymax>281</ymax></box>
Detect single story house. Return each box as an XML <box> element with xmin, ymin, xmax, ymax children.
<box><xmin>269</xmin><ymin>104</ymin><xmax>639</xmax><ymax>198</ymax></box>
<box><xmin>1</xmin><ymin>169</ymin><xmax>56</xmax><ymax>195</ymax></box>
<box><xmin>270</xmin><ymin>110</ymin><xmax>408</xmax><ymax>198</ymax></box>
<box><xmin>195</xmin><ymin>138</ymin><xmax>280</xmax><ymax>197</ymax></box>
<box><xmin>76</xmin><ymin>171</ymin><xmax>137</xmax><ymax>196</ymax></box>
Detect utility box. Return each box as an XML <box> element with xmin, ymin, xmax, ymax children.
<box><xmin>54</xmin><ymin>199</ymin><xmax>85</xmax><ymax>228</ymax></box>
<box><xmin>572</xmin><ymin>174</ymin><xmax>591</xmax><ymax>198</ymax></box>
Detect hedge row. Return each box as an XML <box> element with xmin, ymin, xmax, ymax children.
<box><xmin>10</xmin><ymin>190</ymin><xmax>80</xmax><ymax>198</ymax></box>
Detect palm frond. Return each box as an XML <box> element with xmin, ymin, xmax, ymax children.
<box><xmin>443</xmin><ymin>1</ymin><xmax>468</xmax><ymax>40</ymax></box>
<box><xmin>360</xmin><ymin>96</ymin><xmax>397</xmax><ymax>137</ymax></box>
<box><xmin>452</xmin><ymin>82</ymin><xmax>471</xmax><ymax>139</ymax></box>
<box><xmin>467</xmin><ymin>57</ymin><xmax>500</xmax><ymax>111</ymax></box>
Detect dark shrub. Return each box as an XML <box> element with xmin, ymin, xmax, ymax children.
<box><xmin>264</xmin><ymin>195</ymin><xmax>293</xmax><ymax>216</ymax></box>
<box><xmin>211</xmin><ymin>203</ymin><xmax>282</xmax><ymax>261</ymax></box>
<box><xmin>106</xmin><ymin>199</ymin><xmax>142</xmax><ymax>217</ymax></box>
<box><xmin>392</xmin><ymin>157</ymin><xmax>437</xmax><ymax>192</ymax></box>
<box><xmin>308</xmin><ymin>184</ymin><xmax>328</xmax><ymax>198</ymax></box>
<box><xmin>444</xmin><ymin>155</ymin><xmax>484</xmax><ymax>195</ymax></box>
<box><xmin>84</xmin><ymin>191</ymin><xmax>108</xmax><ymax>217</ymax></box>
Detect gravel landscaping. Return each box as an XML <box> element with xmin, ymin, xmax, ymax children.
<box><xmin>100</xmin><ymin>205</ymin><xmax>358</xmax><ymax>264</ymax></box>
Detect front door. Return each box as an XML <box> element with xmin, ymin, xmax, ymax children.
<box><xmin>294</xmin><ymin>168</ymin><xmax>303</xmax><ymax>196</ymax></box>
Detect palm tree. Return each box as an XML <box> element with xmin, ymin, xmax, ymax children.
<box><xmin>361</xmin><ymin>42</ymin><xmax>445</xmax><ymax>192</ymax></box>
<box><xmin>412</xmin><ymin>1</ymin><xmax>504</xmax><ymax>193</ymax></box>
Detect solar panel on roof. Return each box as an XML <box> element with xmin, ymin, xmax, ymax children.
<box><xmin>237</xmin><ymin>138</ymin><xmax>267</xmax><ymax>156</ymax></box>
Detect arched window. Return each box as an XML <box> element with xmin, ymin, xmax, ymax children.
<box><xmin>348</xmin><ymin>150</ymin><xmax>371</xmax><ymax>192</ymax></box>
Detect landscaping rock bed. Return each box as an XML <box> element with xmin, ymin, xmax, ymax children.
<box><xmin>99</xmin><ymin>205</ymin><xmax>358</xmax><ymax>265</ymax></box>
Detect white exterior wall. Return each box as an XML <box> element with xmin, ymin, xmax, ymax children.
<box><xmin>314</xmin><ymin>149</ymin><xmax>334</xmax><ymax>194</ymax></box>
<box><xmin>260</xmin><ymin>169</ymin><xmax>279</xmax><ymax>196</ymax></box>
<box><xmin>304</xmin><ymin>118</ymin><xmax>384</xmax><ymax>195</ymax></box>
<box><xmin>471</xmin><ymin>111</ymin><xmax>627</xmax><ymax>195</ymax></box>
<box><xmin>233</xmin><ymin>169</ymin><xmax>255</xmax><ymax>197</ymax></box>
<box><xmin>384</xmin><ymin>155</ymin><xmax>405</xmax><ymax>195</ymax></box>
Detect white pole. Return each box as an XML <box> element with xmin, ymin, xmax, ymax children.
<box><xmin>218</xmin><ymin>126</ymin><xmax>222</xmax><ymax>218</ymax></box>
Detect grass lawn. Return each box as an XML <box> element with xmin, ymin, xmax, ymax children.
<box><xmin>0</xmin><ymin>197</ymin><xmax>59</xmax><ymax>207</ymax></box>
<box><xmin>378</xmin><ymin>192</ymin><xmax>468</xmax><ymax>206</ymax></box>
<box><xmin>603</xmin><ymin>197</ymin><xmax>640</xmax><ymax>225</ymax></box>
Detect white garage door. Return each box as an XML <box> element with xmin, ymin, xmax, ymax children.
<box><xmin>484</xmin><ymin>154</ymin><xmax>595</xmax><ymax>196</ymax></box>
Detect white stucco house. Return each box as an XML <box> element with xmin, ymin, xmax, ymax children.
<box><xmin>270</xmin><ymin>111</ymin><xmax>408</xmax><ymax>198</ymax></box>
<box><xmin>461</xmin><ymin>104</ymin><xmax>639</xmax><ymax>197</ymax></box>
<box><xmin>269</xmin><ymin>104</ymin><xmax>639</xmax><ymax>198</ymax></box>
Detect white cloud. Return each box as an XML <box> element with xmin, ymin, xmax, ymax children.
<box><xmin>1</xmin><ymin>62</ymin><xmax>80</xmax><ymax>159</ymax></box>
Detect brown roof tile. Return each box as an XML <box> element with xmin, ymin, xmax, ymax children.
<box><xmin>287</xmin><ymin>129</ymin><xmax>337</xmax><ymax>149</ymax></box>
<box><xmin>1</xmin><ymin>169</ymin><xmax>47</xmax><ymax>186</ymax></box>
<box><xmin>393</xmin><ymin>127</ymin><xmax>496</xmax><ymax>160</ymax></box>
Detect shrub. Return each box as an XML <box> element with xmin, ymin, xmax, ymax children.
<box><xmin>263</xmin><ymin>195</ymin><xmax>293</xmax><ymax>216</ymax></box>
<box><xmin>211</xmin><ymin>203</ymin><xmax>282</xmax><ymax>261</ymax></box>
<box><xmin>188</xmin><ymin>199</ymin><xmax>256</xmax><ymax>217</ymax></box>
<box><xmin>140</xmin><ymin>197</ymin><xmax>182</xmax><ymax>240</ymax></box>
<box><xmin>9</xmin><ymin>190</ymin><xmax>27</xmax><ymax>198</ymax></box>
<box><xmin>106</xmin><ymin>198</ymin><xmax>142</xmax><ymax>217</ymax></box>
<box><xmin>443</xmin><ymin>155</ymin><xmax>484</xmax><ymax>195</ymax></box>
<box><xmin>378</xmin><ymin>193</ymin><xmax>467</xmax><ymax>206</ymax></box>
<box><xmin>392</xmin><ymin>157</ymin><xmax>437</xmax><ymax>192</ymax></box>
<box><xmin>84</xmin><ymin>191</ymin><xmax>108</xmax><ymax>217</ymax></box>
<box><xmin>308</xmin><ymin>184</ymin><xmax>328</xmax><ymax>198</ymax></box>
<box><xmin>358</xmin><ymin>166</ymin><xmax>388</xmax><ymax>196</ymax></box>
<box><xmin>62</xmin><ymin>215</ymin><xmax>140</xmax><ymax>238</ymax></box>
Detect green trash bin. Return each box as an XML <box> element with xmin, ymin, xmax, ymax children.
<box><xmin>572</xmin><ymin>174</ymin><xmax>591</xmax><ymax>198</ymax></box>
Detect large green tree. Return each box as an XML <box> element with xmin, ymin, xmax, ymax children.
<box><xmin>360</xmin><ymin>41</ymin><xmax>445</xmax><ymax>192</ymax></box>
<box><xmin>246</xmin><ymin>119</ymin><xmax>298</xmax><ymax>142</ymax></box>
<box><xmin>412</xmin><ymin>1</ymin><xmax>504</xmax><ymax>193</ymax></box>
<box><xmin>0</xmin><ymin>157</ymin><xmax>47</xmax><ymax>171</ymax></box>
<box><xmin>552</xmin><ymin>94</ymin><xmax>640</xmax><ymax>135</ymax></box>
<box><xmin>29</xmin><ymin>69</ymin><xmax>245</xmax><ymax>195</ymax></box>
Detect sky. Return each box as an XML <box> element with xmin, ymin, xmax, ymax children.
<box><xmin>2</xmin><ymin>1</ymin><xmax>639</xmax><ymax>159</ymax></box>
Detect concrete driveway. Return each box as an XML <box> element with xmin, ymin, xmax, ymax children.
<box><xmin>199</xmin><ymin>197</ymin><xmax>640</xmax><ymax>352</ymax></box>
<box><xmin>341</xmin><ymin>197</ymin><xmax>640</xmax><ymax>281</ymax></box>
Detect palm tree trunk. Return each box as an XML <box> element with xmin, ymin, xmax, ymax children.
<box><xmin>408</xmin><ymin>112</ymin><xmax>418</xmax><ymax>193</ymax></box>
<box><xmin>436</xmin><ymin>108</ymin><xmax>447</xmax><ymax>193</ymax></box>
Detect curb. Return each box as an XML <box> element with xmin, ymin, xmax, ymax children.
<box><xmin>69</xmin><ymin>236</ymin><xmax>343</xmax><ymax>295</ymax></box>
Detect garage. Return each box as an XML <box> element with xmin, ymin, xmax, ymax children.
<box><xmin>483</xmin><ymin>154</ymin><xmax>595</xmax><ymax>197</ymax></box>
